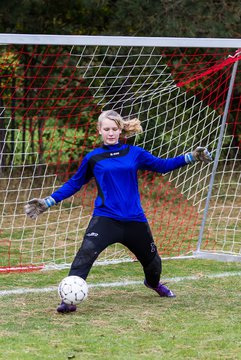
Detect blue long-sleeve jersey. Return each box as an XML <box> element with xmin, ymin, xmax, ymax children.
<box><xmin>51</xmin><ymin>143</ymin><xmax>187</xmax><ymax>222</ymax></box>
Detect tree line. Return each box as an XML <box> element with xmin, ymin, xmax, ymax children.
<box><xmin>0</xmin><ymin>0</ymin><xmax>241</xmax><ymax>39</ymax></box>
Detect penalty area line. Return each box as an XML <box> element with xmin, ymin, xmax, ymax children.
<box><xmin>0</xmin><ymin>271</ymin><xmax>241</xmax><ymax>297</ymax></box>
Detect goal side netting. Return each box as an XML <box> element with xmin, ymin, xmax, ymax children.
<box><xmin>0</xmin><ymin>35</ymin><xmax>240</xmax><ymax>271</ymax></box>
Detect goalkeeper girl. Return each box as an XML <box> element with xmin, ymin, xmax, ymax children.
<box><xmin>24</xmin><ymin>110</ymin><xmax>212</xmax><ymax>313</ymax></box>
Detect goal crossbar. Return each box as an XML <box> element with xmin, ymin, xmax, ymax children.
<box><xmin>0</xmin><ymin>33</ymin><xmax>241</xmax><ymax>48</ymax></box>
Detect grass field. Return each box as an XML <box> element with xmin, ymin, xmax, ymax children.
<box><xmin>0</xmin><ymin>258</ymin><xmax>241</xmax><ymax>360</ymax></box>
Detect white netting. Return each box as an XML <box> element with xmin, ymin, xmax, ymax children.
<box><xmin>0</xmin><ymin>38</ymin><xmax>240</xmax><ymax>270</ymax></box>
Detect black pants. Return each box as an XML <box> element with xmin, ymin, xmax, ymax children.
<box><xmin>69</xmin><ymin>216</ymin><xmax>162</xmax><ymax>287</ymax></box>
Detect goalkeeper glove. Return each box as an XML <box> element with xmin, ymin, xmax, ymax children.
<box><xmin>24</xmin><ymin>196</ymin><xmax>56</xmax><ymax>219</ymax></box>
<box><xmin>185</xmin><ymin>147</ymin><xmax>212</xmax><ymax>165</ymax></box>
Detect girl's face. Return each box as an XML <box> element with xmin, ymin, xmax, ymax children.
<box><xmin>98</xmin><ymin>118</ymin><xmax>122</xmax><ymax>145</ymax></box>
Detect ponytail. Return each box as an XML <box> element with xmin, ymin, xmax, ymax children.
<box><xmin>122</xmin><ymin>118</ymin><xmax>143</xmax><ymax>136</ymax></box>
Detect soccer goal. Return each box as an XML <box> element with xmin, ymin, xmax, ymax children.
<box><xmin>0</xmin><ymin>34</ymin><xmax>240</xmax><ymax>271</ymax></box>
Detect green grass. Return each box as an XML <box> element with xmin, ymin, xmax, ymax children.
<box><xmin>0</xmin><ymin>259</ymin><xmax>241</xmax><ymax>360</ymax></box>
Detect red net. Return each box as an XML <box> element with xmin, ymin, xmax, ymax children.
<box><xmin>0</xmin><ymin>43</ymin><xmax>240</xmax><ymax>271</ymax></box>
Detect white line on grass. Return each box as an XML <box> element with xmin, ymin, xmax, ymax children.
<box><xmin>0</xmin><ymin>271</ymin><xmax>241</xmax><ymax>297</ymax></box>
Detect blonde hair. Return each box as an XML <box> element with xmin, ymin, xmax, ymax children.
<box><xmin>98</xmin><ymin>110</ymin><xmax>143</xmax><ymax>136</ymax></box>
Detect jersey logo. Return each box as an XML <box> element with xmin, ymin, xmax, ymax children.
<box><xmin>110</xmin><ymin>152</ymin><xmax>120</xmax><ymax>156</ymax></box>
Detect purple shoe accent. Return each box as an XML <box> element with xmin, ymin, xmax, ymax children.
<box><xmin>144</xmin><ymin>280</ymin><xmax>176</xmax><ymax>298</ymax></box>
<box><xmin>57</xmin><ymin>301</ymin><xmax>77</xmax><ymax>313</ymax></box>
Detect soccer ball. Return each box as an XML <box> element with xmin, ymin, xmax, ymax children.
<box><xmin>58</xmin><ymin>276</ymin><xmax>88</xmax><ymax>305</ymax></box>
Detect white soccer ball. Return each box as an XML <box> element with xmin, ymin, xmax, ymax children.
<box><xmin>58</xmin><ymin>276</ymin><xmax>88</xmax><ymax>305</ymax></box>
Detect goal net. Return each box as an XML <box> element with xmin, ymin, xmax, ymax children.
<box><xmin>0</xmin><ymin>35</ymin><xmax>240</xmax><ymax>271</ymax></box>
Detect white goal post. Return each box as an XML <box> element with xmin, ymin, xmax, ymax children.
<box><xmin>0</xmin><ymin>34</ymin><xmax>240</xmax><ymax>271</ymax></box>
